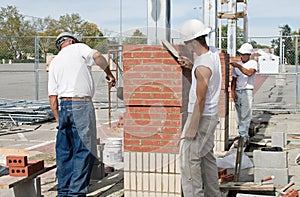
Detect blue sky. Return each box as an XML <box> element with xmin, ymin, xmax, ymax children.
<box><xmin>1</xmin><ymin>0</ymin><xmax>300</xmax><ymax>39</ymax></box>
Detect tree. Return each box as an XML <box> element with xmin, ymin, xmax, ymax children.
<box><xmin>219</xmin><ymin>25</ymin><xmax>244</xmax><ymax>53</ymax></box>
<box><xmin>0</xmin><ymin>6</ymin><xmax>34</xmax><ymax>60</ymax></box>
<box><xmin>271</xmin><ymin>24</ymin><xmax>295</xmax><ymax>64</ymax></box>
<box><xmin>123</xmin><ymin>29</ymin><xmax>147</xmax><ymax>45</ymax></box>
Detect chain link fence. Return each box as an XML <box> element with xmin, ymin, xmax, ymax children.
<box><xmin>0</xmin><ymin>35</ymin><xmax>299</xmax><ymax>112</ymax></box>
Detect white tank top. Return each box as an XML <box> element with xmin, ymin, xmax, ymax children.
<box><xmin>188</xmin><ymin>46</ymin><xmax>222</xmax><ymax>115</ymax></box>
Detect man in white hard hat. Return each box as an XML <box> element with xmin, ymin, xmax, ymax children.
<box><xmin>178</xmin><ymin>19</ymin><xmax>222</xmax><ymax>197</ymax></box>
<box><xmin>48</xmin><ymin>32</ymin><xmax>116</xmax><ymax>196</ymax></box>
<box><xmin>230</xmin><ymin>43</ymin><xmax>258</xmax><ymax>145</ymax></box>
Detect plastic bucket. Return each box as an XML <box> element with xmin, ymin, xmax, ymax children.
<box><xmin>103</xmin><ymin>138</ymin><xmax>123</xmax><ymax>165</ymax></box>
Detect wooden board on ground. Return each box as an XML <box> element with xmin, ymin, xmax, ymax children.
<box><xmin>0</xmin><ymin>164</ymin><xmax>56</xmax><ymax>189</ymax></box>
<box><xmin>220</xmin><ymin>182</ymin><xmax>275</xmax><ymax>191</ymax></box>
<box><xmin>0</xmin><ymin>148</ymin><xmax>29</xmax><ymax>157</ymax></box>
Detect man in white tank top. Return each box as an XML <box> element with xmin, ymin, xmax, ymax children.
<box><xmin>178</xmin><ymin>19</ymin><xmax>222</xmax><ymax>197</ymax></box>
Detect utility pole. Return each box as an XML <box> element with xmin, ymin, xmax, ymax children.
<box><xmin>203</xmin><ymin>0</ymin><xmax>218</xmax><ymax>47</ymax></box>
<box><xmin>243</xmin><ymin>0</ymin><xmax>248</xmax><ymax>43</ymax></box>
<box><xmin>218</xmin><ymin>0</ymin><xmax>248</xmax><ymax>56</ymax></box>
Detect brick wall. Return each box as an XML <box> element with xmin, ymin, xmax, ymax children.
<box><xmin>122</xmin><ymin>45</ymin><xmax>187</xmax><ymax>196</ymax></box>
<box><xmin>122</xmin><ymin>45</ymin><xmax>230</xmax><ymax>196</ymax></box>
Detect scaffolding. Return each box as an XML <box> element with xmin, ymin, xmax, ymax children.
<box><xmin>107</xmin><ymin>44</ymin><xmax>123</xmax><ymax>128</ymax></box>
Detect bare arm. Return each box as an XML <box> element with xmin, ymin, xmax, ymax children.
<box><xmin>93</xmin><ymin>51</ymin><xmax>116</xmax><ymax>86</ymax></box>
<box><xmin>49</xmin><ymin>95</ymin><xmax>59</xmax><ymax>122</ymax></box>
<box><xmin>230</xmin><ymin>62</ymin><xmax>256</xmax><ymax>77</ymax></box>
<box><xmin>184</xmin><ymin>66</ymin><xmax>211</xmax><ymax>140</ymax></box>
<box><xmin>231</xmin><ymin>77</ymin><xmax>237</xmax><ymax>100</ymax></box>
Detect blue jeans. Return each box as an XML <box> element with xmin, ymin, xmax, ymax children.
<box><xmin>56</xmin><ymin>100</ymin><xmax>96</xmax><ymax>197</ymax></box>
<box><xmin>234</xmin><ymin>89</ymin><xmax>253</xmax><ymax>141</ymax></box>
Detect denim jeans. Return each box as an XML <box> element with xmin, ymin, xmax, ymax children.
<box><xmin>56</xmin><ymin>100</ymin><xmax>96</xmax><ymax>197</ymax></box>
<box><xmin>234</xmin><ymin>89</ymin><xmax>253</xmax><ymax>141</ymax></box>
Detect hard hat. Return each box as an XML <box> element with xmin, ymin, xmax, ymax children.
<box><xmin>238</xmin><ymin>43</ymin><xmax>253</xmax><ymax>54</ymax></box>
<box><xmin>181</xmin><ymin>19</ymin><xmax>212</xmax><ymax>42</ymax></box>
<box><xmin>55</xmin><ymin>32</ymin><xmax>80</xmax><ymax>49</ymax></box>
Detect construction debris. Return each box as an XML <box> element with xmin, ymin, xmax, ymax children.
<box><xmin>0</xmin><ymin>99</ymin><xmax>54</xmax><ymax>125</ymax></box>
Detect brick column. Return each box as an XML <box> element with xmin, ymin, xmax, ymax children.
<box><xmin>214</xmin><ymin>53</ymin><xmax>230</xmax><ymax>151</ymax></box>
<box><xmin>122</xmin><ymin>45</ymin><xmax>230</xmax><ymax>195</ymax></box>
<box><xmin>122</xmin><ymin>45</ymin><xmax>188</xmax><ymax>196</ymax></box>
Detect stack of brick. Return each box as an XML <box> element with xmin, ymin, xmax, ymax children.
<box><xmin>122</xmin><ymin>44</ymin><xmax>230</xmax><ymax>196</ymax></box>
<box><xmin>218</xmin><ymin>168</ymin><xmax>234</xmax><ymax>183</ymax></box>
<box><xmin>6</xmin><ymin>156</ymin><xmax>44</xmax><ymax>177</ymax></box>
<box><xmin>282</xmin><ymin>189</ymin><xmax>299</xmax><ymax>197</ymax></box>
<box><xmin>253</xmin><ymin>150</ymin><xmax>288</xmax><ymax>186</ymax></box>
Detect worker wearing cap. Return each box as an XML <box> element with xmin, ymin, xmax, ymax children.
<box><xmin>230</xmin><ymin>43</ymin><xmax>258</xmax><ymax>145</ymax></box>
<box><xmin>178</xmin><ymin>19</ymin><xmax>222</xmax><ymax>196</ymax></box>
<box><xmin>48</xmin><ymin>32</ymin><xmax>116</xmax><ymax>196</ymax></box>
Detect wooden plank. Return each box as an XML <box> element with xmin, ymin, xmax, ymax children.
<box><xmin>218</xmin><ymin>11</ymin><xmax>245</xmax><ymax>19</ymax></box>
<box><xmin>219</xmin><ymin>182</ymin><xmax>275</xmax><ymax>191</ymax></box>
<box><xmin>0</xmin><ymin>148</ymin><xmax>29</xmax><ymax>157</ymax></box>
<box><xmin>161</xmin><ymin>39</ymin><xmax>179</xmax><ymax>59</ymax></box>
<box><xmin>0</xmin><ymin>164</ymin><xmax>56</xmax><ymax>189</ymax></box>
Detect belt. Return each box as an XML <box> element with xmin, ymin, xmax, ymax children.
<box><xmin>60</xmin><ymin>97</ymin><xmax>91</xmax><ymax>101</ymax></box>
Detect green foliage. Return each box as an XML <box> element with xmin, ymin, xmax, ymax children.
<box><xmin>123</xmin><ymin>29</ymin><xmax>147</xmax><ymax>45</ymax></box>
<box><xmin>0</xmin><ymin>5</ymin><xmax>106</xmax><ymax>60</ymax></box>
<box><xmin>271</xmin><ymin>24</ymin><xmax>297</xmax><ymax>64</ymax></box>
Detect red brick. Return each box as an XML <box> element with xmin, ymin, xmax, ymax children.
<box><xmin>218</xmin><ymin>168</ymin><xmax>227</xmax><ymax>178</ymax></box>
<box><xmin>220</xmin><ymin>173</ymin><xmax>234</xmax><ymax>183</ymax></box>
<box><xmin>6</xmin><ymin>156</ymin><xmax>28</xmax><ymax>167</ymax></box>
<box><xmin>142</xmin><ymin>59</ymin><xmax>163</xmax><ymax>64</ymax></box>
<box><xmin>9</xmin><ymin>160</ymin><xmax>44</xmax><ymax>177</ymax></box>
<box><xmin>282</xmin><ymin>189</ymin><xmax>298</xmax><ymax>197</ymax></box>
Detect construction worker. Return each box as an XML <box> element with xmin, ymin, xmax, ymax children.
<box><xmin>230</xmin><ymin>43</ymin><xmax>258</xmax><ymax>145</ymax></box>
<box><xmin>179</xmin><ymin>19</ymin><xmax>222</xmax><ymax>196</ymax></box>
<box><xmin>48</xmin><ymin>32</ymin><xmax>115</xmax><ymax>196</ymax></box>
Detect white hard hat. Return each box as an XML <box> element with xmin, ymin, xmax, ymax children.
<box><xmin>55</xmin><ymin>32</ymin><xmax>80</xmax><ymax>49</ymax></box>
<box><xmin>181</xmin><ymin>19</ymin><xmax>212</xmax><ymax>42</ymax></box>
<box><xmin>238</xmin><ymin>43</ymin><xmax>253</xmax><ymax>54</ymax></box>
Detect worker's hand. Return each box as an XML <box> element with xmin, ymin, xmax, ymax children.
<box><xmin>183</xmin><ymin>128</ymin><xmax>197</xmax><ymax>140</ymax></box>
<box><xmin>178</xmin><ymin>55</ymin><xmax>193</xmax><ymax>70</ymax></box>
<box><xmin>231</xmin><ymin>90</ymin><xmax>237</xmax><ymax>101</ymax></box>
<box><xmin>105</xmin><ymin>75</ymin><xmax>116</xmax><ymax>87</ymax></box>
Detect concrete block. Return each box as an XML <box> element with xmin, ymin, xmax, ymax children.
<box><xmin>253</xmin><ymin>150</ymin><xmax>288</xmax><ymax>168</ymax></box>
<box><xmin>9</xmin><ymin>160</ymin><xmax>44</xmax><ymax>177</ymax></box>
<box><xmin>6</xmin><ymin>155</ymin><xmax>28</xmax><ymax>167</ymax></box>
<box><xmin>272</xmin><ymin>132</ymin><xmax>287</xmax><ymax>148</ymax></box>
<box><xmin>254</xmin><ymin>167</ymin><xmax>288</xmax><ymax>186</ymax></box>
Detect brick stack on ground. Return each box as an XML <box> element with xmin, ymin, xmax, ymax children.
<box><xmin>6</xmin><ymin>155</ymin><xmax>44</xmax><ymax>177</ymax></box>
<box><xmin>122</xmin><ymin>44</ymin><xmax>230</xmax><ymax>196</ymax></box>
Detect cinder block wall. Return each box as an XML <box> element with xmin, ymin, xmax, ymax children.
<box><xmin>122</xmin><ymin>45</ymin><xmax>229</xmax><ymax>196</ymax></box>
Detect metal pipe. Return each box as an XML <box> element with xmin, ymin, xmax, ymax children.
<box><xmin>295</xmin><ymin>36</ymin><xmax>299</xmax><ymax>111</ymax></box>
<box><xmin>34</xmin><ymin>36</ymin><xmax>40</xmax><ymax>101</ymax></box>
